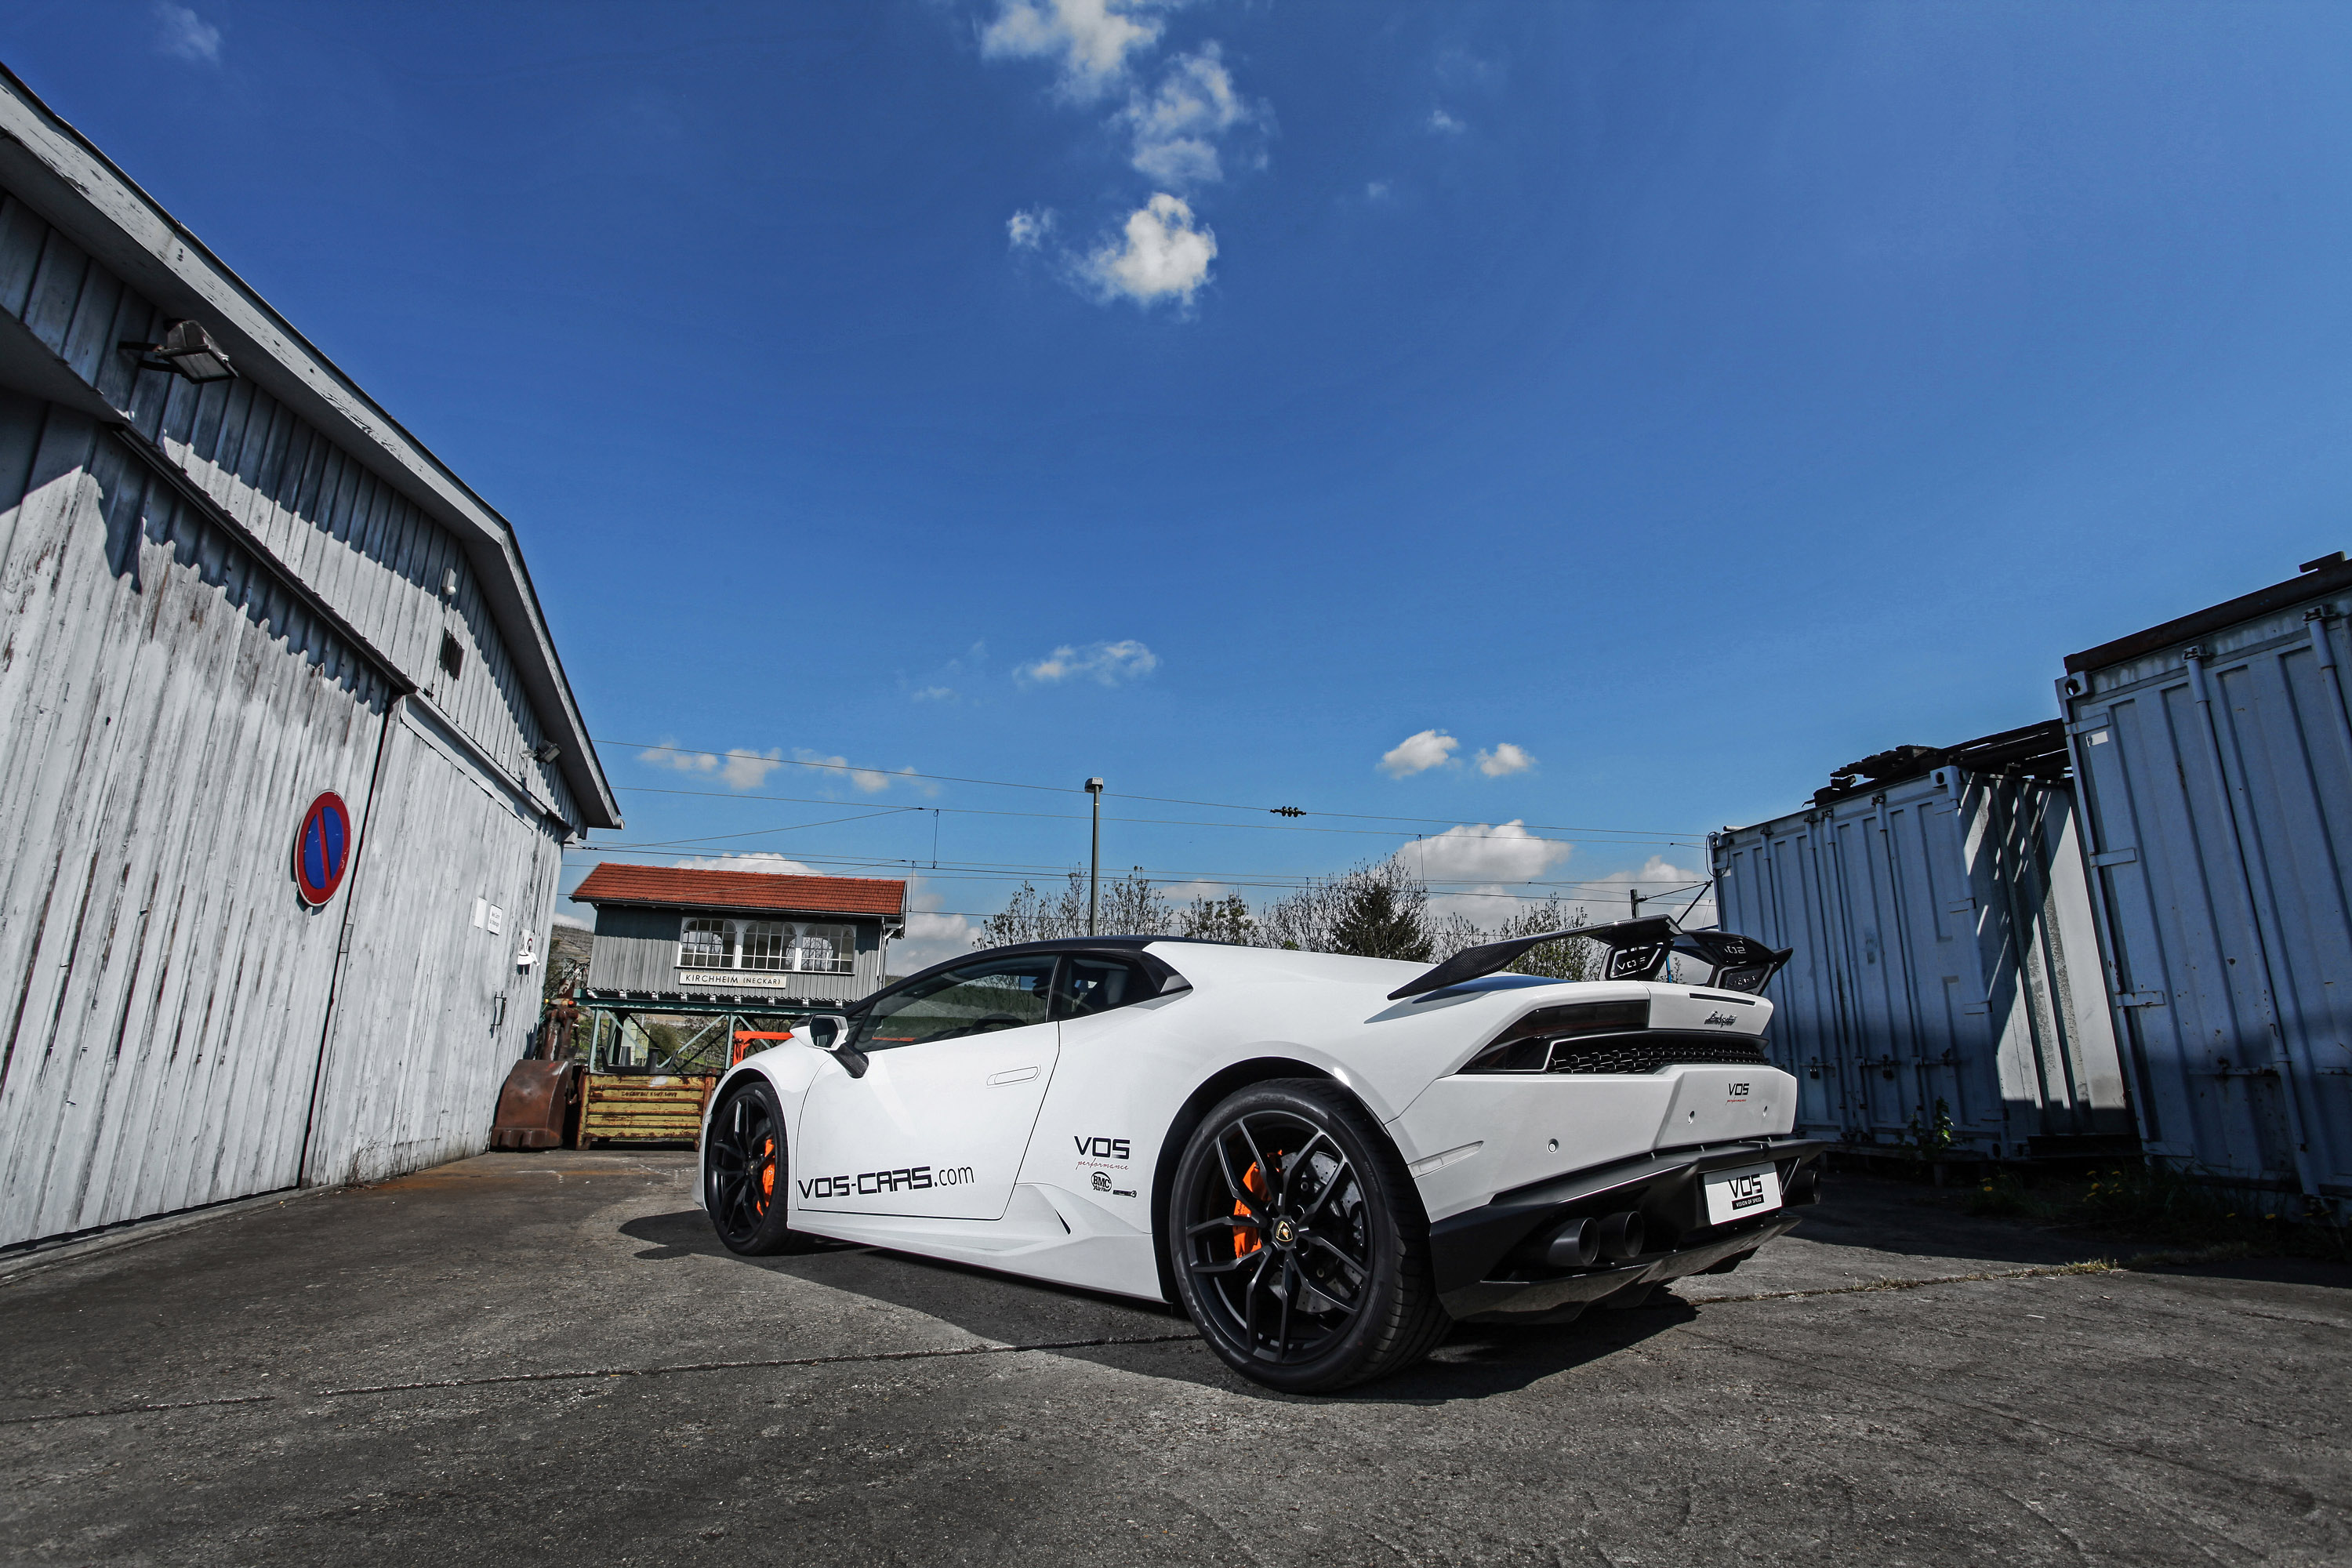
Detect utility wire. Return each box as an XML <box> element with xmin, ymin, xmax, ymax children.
<box><xmin>608</xmin><ymin>785</ymin><xmax>1703</xmax><ymax>849</ymax></box>
<box><xmin>601</xmin><ymin>741</ymin><xmax>1706</xmax><ymax>840</ymax></box>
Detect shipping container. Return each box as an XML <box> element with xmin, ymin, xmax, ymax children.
<box><xmin>1711</xmin><ymin>723</ymin><xmax>2132</xmax><ymax>1158</ymax></box>
<box><xmin>2060</xmin><ymin>554</ymin><xmax>2352</xmax><ymax>1212</ymax></box>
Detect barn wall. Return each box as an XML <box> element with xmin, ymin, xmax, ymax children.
<box><xmin>0</xmin><ymin>191</ymin><xmax>578</xmax><ymax>831</ymax></box>
<box><xmin>0</xmin><ymin>394</ymin><xmax>392</xmax><ymax>1246</ymax></box>
<box><xmin>304</xmin><ymin>702</ymin><xmax>564</xmax><ymax>1187</ymax></box>
<box><xmin>0</xmin><ymin>172</ymin><xmax>599</xmax><ymax>1245</ymax></box>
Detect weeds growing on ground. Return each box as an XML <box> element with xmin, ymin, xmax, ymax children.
<box><xmin>1962</xmin><ymin>1162</ymin><xmax>2348</xmax><ymax>1262</ymax></box>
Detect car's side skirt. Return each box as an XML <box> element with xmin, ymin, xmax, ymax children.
<box><xmin>788</xmin><ymin>1181</ymin><xmax>1167</xmax><ymax>1302</ymax></box>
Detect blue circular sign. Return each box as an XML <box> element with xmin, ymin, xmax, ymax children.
<box><xmin>295</xmin><ymin>792</ymin><xmax>352</xmax><ymax>906</ymax></box>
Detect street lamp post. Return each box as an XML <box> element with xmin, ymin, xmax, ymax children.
<box><xmin>1085</xmin><ymin>778</ymin><xmax>1105</xmax><ymax>935</ymax></box>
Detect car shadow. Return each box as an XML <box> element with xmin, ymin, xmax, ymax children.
<box><xmin>1791</xmin><ymin>1175</ymin><xmax>2351</xmax><ymax>1289</ymax></box>
<box><xmin>618</xmin><ymin>1208</ymin><xmax>1699</xmax><ymax>1401</ymax></box>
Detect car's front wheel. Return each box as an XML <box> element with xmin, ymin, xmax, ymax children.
<box><xmin>1167</xmin><ymin>1080</ymin><xmax>1450</xmax><ymax>1392</ymax></box>
<box><xmin>704</xmin><ymin>1077</ymin><xmax>819</xmax><ymax>1255</ymax></box>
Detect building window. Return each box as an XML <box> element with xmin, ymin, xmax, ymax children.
<box><xmin>679</xmin><ymin>918</ymin><xmax>730</xmax><ymax>969</ymax></box>
<box><xmin>738</xmin><ymin>921</ymin><xmax>789</xmax><ymax>971</ymax></box>
<box><xmin>787</xmin><ymin>924</ymin><xmax>854</xmax><ymax>974</ymax></box>
<box><xmin>676</xmin><ymin>917</ymin><xmax>855</xmax><ymax>975</ymax></box>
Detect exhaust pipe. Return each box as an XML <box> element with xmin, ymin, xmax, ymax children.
<box><xmin>1542</xmin><ymin>1217</ymin><xmax>1599</xmax><ymax>1268</ymax></box>
<box><xmin>1784</xmin><ymin>1163</ymin><xmax>1822</xmax><ymax>1206</ymax></box>
<box><xmin>1595</xmin><ymin>1210</ymin><xmax>1645</xmax><ymax>1261</ymax></box>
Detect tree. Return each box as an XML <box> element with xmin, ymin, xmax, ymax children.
<box><xmin>1329</xmin><ymin>871</ymin><xmax>1434</xmax><ymax>961</ymax></box>
<box><xmin>975</xmin><ymin>870</ymin><xmax>1174</xmax><ymax>949</ymax></box>
<box><xmin>1486</xmin><ymin>897</ymin><xmax>1598</xmax><ymax>982</ymax></box>
<box><xmin>1178</xmin><ymin>893</ymin><xmax>1258</xmax><ymax>945</ymax></box>
<box><xmin>1097</xmin><ymin>869</ymin><xmax>1175</xmax><ymax>936</ymax></box>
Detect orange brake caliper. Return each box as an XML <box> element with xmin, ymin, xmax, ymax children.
<box><xmin>1233</xmin><ymin>1160</ymin><xmax>1269</xmax><ymax>1258</ymax></box>
<box><xmin>756</xmin><ymin>1134</ymin><xmax>776</xmax><ymax>1214</ymax></box>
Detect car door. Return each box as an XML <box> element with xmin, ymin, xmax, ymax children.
<box><xmin>793</xmin><ymin>952</ymin><xmax>1061</xmax><ymax>1221</ymax></box>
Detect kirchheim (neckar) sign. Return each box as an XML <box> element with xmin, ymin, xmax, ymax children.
<box><xmin>294</xmin><ymin>792</ymin><xmax>353</xmax><ymax>906</ymax></box>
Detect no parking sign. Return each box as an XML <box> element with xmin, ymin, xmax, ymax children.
<box><xmin>294</xmin><ymin>792</ymin><xmax>353</xmax><ymax>906</ymax></box>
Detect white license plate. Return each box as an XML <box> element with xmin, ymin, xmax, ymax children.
<box><xmin>1703</xmin><ymin>1163</ymin><xmax>1781</xmax><ymax>1225</ymax></box>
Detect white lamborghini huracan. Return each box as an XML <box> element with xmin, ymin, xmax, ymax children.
<box><xmin>699</xmin><ymin>916</ymin><xmax>1824</xmax><ymax>1392</ymax></box>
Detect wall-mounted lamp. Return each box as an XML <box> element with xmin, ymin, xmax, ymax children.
<box><xmin>118</xmin><ymin>320</ymin><xmax>237</xmax><ymax>384</ymax></box>
<box><xmin>534</xmin><ymin>742</ymin><xmax>562</xmax><ymax>764</ymax></box>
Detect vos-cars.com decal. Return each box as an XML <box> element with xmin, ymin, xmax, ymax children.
<box><xmin>798</xmin><ymin>1164</ymin><xmax>976</xmax><ymax>1199</ymax></box>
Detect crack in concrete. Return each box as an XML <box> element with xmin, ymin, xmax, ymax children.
<box><xmin>1692</xmin><ymin>1260</ymin><xmax>2116</xmax><ymax>1304</ymax></box>
<box><xmin>4</xmin><ymin>1332</ymin><xmax>1205</xmax><ymax>1425</ymax></box>
<box><xmin>1</xmin><ymin>1394</ymin><xmax>276</xmax><ymax>1426</ymax></box>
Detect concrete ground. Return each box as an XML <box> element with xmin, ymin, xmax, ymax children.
<box><xmin>2</xmin><ymin>1154</ymin><xmax>2347</xmax><ymax>1567</ymax></box>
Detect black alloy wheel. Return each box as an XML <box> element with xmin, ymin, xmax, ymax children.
<box><xmin>705</xmin><ymin>1077</ymin><xmax>817</xmax><ymax>1255</ymax></box>
<box><xmin>1167</xmin><ymin>1080</ymin><xmax>1450</xmax><ymax>1393</ymax></box>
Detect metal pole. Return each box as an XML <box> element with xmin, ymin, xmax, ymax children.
<box><xmin>1085</xmin><ymin>778</ymin><xmax>1105</xmax><ymax>935</ymax></box>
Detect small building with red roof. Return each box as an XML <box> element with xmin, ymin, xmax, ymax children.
<box><xmin>572</xmin><ymin>862</ymin><xmax>908</xmax><ymax>1008</ymax></box>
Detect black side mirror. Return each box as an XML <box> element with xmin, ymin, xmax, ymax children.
<box><xmin>803</xmin><ymin>1013</ymin><xmax>866</xmax><ymax>1079</ymax></box>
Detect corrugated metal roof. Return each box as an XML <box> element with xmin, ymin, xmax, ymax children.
<box><xmin>573</xmin><ymin>862</ymin><xmax>908</xmax><ymax>918</ymax></box>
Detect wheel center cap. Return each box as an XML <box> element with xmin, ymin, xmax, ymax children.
<box><xmin>1271</xmin><ymin>1217</ymin><xmax>1298</xmax><ymax>1247</ymax></box>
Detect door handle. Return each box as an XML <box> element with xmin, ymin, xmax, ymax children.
<box><xmin>987</xmin><ymin>1066</ymin><xmax>1039</xmax><ymax>1086</ymax></box>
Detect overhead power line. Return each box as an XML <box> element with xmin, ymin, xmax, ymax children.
<box><xmin>599</xmin><ymin>740</ymin><xmax>1706</xmax><ymax>840</ymax></box>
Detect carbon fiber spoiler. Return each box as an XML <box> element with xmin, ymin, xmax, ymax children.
<box><xmin>1386</xmin><ymin>915</ymin><xmax>1791</xmax><ymax>1000</ymax></box>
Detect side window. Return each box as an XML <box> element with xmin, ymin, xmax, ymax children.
<box><xmin>855</xmin><ymin>954</ymin><xmax>1058</xmax><ymax>1051</ymax></box>
<box><xmin>1054</xmin><ymin>955</ymin><xmax>1159</xmax><ymax>1020</ymax></box>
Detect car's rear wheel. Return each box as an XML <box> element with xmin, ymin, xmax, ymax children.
<box><xmin>705</xmin><ymin>1077</ymin><xmax>819</xmax><ymax>1255</ymax></box>
<box><xmin>1167</xmin><ymin>1080</ymin><xmax>1450</xmax><ymax>1392</ymax></box>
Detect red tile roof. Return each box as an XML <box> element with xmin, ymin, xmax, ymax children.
<box><xmin>572</xmin><ymin>862</ymin><xmax>907</xmax><ymax>919</ymax></box>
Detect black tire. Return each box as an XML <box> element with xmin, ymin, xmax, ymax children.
<box><xmin>1166</xmin><ymin>1079</ymin><xmax>1451</xmax><ymax>1393</ymax></box>
<box><xmin>704</xmin><ymin>1077</ymin><xmax>819</xmax><ymax>1255</ymax></box>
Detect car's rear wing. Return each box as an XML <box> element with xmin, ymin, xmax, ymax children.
<box><xmin>1386</xmin><ymin>915</ymin><xmax>1791</xmax><ymax>1000</ymax></box>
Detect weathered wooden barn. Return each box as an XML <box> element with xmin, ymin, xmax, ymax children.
<box><xmin>0</xmin><ymin>66</ymin><xmax>620</xmax><ymax>1248</ymax></box>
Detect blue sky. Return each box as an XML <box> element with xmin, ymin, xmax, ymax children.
<box><xmin>10</xmin><ymin>2</ymin><xmax>2352</xmax><ymax>965</ymax></box>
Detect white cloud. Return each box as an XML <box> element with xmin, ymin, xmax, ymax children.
<box><xmin>1085</xmin><ymin>194</ymin><xmax>1216</xmax><ymax>306</ymax></box>
<box><xmin>1475</xmin><ymin>742</ymin><xmax>1535</xmax><ymax>778</ymax></box>
<box><xmin>670</xmin><ymin>852</ymin><xmax>819</xmax><ymax>875</ymax></box>
<box><xmin>1365</xmin><ymin>180</ymin><xmax>1392</xmax><ymax>201</ymax></box>
<box><xmin>980</xmin><ymin>0</ymin><xmax>1167</xmax><ymax>99</ymax></box>
<box><xmin>889</xmin><ymin>880</ymin><xmax>978</xmax><ymax>974</ymax></box>
<box><xmin>1017</xmin><ymin>638</ymin><xmax>1160</xmax><ymax>685</ymax></box>
<box><xmin>911</xmin><ymin>685</ymin><xmax>956</xmax><ymax>702</ymax></box>
<box><xmin>1399</xmin><ymin>821</ymin><xmax>1576</xmax><ymax>927</ymax></box>
<box><xmin>1007</xmin><ymin>208</ymin><xmax>1054</xmax><ymax>249</ymax></box>
<box><xmin>637</xmin><ymin>741</ymin><xmax>782</xmax><ymax>792</ymax></box>
<box><xmin>1428</xmin><ymin>107</ymin><xmax>1465</xmax><ymax>134</ymax></box>
<box><xmin>793</xmin><ymin>750</ymin><xmax>893</xmax><ymax>793</ymax></box>
<box><xmin>1400</xmin><ymin>821</ymin><xmax>1574</xmax><ymax>887</ymax></box>
<box><xmin>1585</xmin><ymin>857</ymin><xmax>1717</xmax><ymax>931</ymax></box>
<box><xmin>1122</xmin><ymin>46</ymin><xmax>1254</xmax><ymax>187</ymax></box>
<box><xmin>551</xmin><ymin>911</ymin><xmax>592</xmax><ymax>930</ymax></box>
<box><xmin>154</xmin><ymin>3</ymin><xmax>220</xmax><ymax>63</ymax></box>
<box><xmin>1379</xmin><ymin>729</ymin><xmax>1460</xmax><ymax>778</ymax></box>
<box><xmin>720</xmin><ymin>749</ymin><xmax>783</xmax><ymax>789</ymax></box>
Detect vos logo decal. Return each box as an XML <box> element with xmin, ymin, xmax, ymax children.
<box><xmin>1073</xmin><ymin>1135</ymin><xmax>1131</xmax><ymax>1161</ymax></box>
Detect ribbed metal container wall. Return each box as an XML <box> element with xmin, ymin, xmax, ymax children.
<box><xmin>1711</xmin><ymin>764</ymin><xmax>2130</xmax><ymax>1156</ymax></box>
<box><xmin>2061</xmin><ymin>572</ymin><xmax>2352</xmax><ymax>1209</ymax></box>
